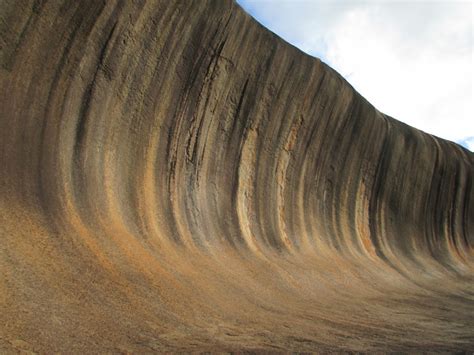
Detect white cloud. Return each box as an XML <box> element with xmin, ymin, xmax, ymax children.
<box><xmin>237</xmin><ymin>0</ymin><xmax>473</xmax><ymax>150</ymax></box>
<box><xmin>459</xmin><ymin>136</ymin><xmax>474</xmax><ymax>151</ymax></box>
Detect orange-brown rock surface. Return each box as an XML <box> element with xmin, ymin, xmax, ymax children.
<box><xmin>1</xmin><ymin>0</ymin><xmax>473</xmax><ymax>352</ymax></box>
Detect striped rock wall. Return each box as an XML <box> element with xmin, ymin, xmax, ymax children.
<box><xmin>0</xmin><ymin>0</ymin><xmax>473</xmax><ymax>352</ymax></box>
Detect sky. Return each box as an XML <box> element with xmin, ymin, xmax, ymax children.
<box><xmin>236</xmin><ymin>0</ymin><xmax>474</xmax><ymax>151</ymax></box>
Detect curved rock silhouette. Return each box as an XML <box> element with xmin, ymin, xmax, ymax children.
<box><xmin>1</xmin><ymin>0</ymin><xmax>473</xmax><ymax>352</ymax></box>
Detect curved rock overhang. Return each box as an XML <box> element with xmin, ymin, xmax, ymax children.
<box><xmin>0</xmin><ymin>0</ymin><xmax>473</xmax><ymax>352</ymax></box>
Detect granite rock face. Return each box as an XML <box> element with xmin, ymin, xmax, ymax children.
<box><xmin>0</xmin><ymin>0</ymin><xmax>473</xmax><ymax>352</ymax></box>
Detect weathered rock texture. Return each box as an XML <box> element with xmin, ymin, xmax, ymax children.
<box><xmin>1</xmin><ymin>0</ymin><xmax>473</xmax><ymax>352</ymax></box>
